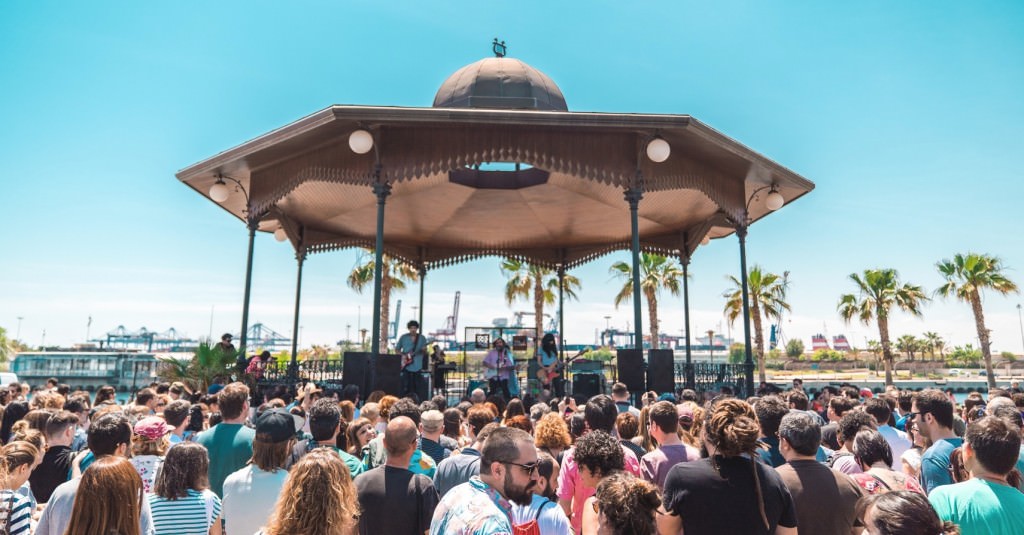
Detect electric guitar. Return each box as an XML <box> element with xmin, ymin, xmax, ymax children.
<box><xmin>536</xmin><ymin>348</ymin><xmax>590</xmax><ymax>382</ymax></box>
<box><xmin>400</xmin><ymin>334</ymin><xmax>424</xmax><ymax>370</ymax></box>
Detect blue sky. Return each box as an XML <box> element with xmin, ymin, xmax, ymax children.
<box><xmin>2</xmin><ymin>1</ymin><xmax>1023</xmax><ymax>354</ymax></box>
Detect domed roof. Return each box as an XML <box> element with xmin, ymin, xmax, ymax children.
<box><xmin>433</xmin><ymin>57</ymin><xmax>567</xmax><ymax>111</ymax></box>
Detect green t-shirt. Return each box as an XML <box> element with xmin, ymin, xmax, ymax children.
<box><xmin>929</xmin><ymin>478</ymin><xmax>1024</xmax><ymax>535</ymax></box>
<box><xmin>196</xmin><ymin>423</ymin><xmax>255</xmax><ymax>497</ymax></box>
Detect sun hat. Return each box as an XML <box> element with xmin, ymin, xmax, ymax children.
<box><xmin>133</xmin><ymin>416</ymin><xmax>173</xmax><ymax>441</ymax></box>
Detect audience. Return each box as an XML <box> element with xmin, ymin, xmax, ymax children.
<box><xmin>148</xmin><ymin>442</ymin><xmax>222</xmax><ymax>535</ymax></box>
<box><xmin>261</xmin><ymin>449</ymin><xmax>360</xmax><ymax>535</ymax></box>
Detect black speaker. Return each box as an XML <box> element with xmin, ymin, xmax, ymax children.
<box><xmin>342</xmin><ymin>352</ymin><xmax>373</xmax><ymax>396</ymax></box>
<box><xmin>572</xmin><ymin>373</ymin><xmax>603</xmax><ymax>399</ymax></box>
<box><xmin>647</xmin><ymin>349</ymin><xmax>675</xmax><ymax>394</ymax></box>
<box><xmin>616</xmin><ymin>349</ymin><xmax>645</xmax><ymax>393</ymax></box>
<box><xmin>374</xmin><ymin>354</ymin><xmax>402</xmax><ymax>396</ymax></box>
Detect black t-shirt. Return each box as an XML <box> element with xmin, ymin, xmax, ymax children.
<box><xmin>354</xmin><ymin>465</ymin><xmax>439</xmax><ymax>535</ymax></box>
<box><xmin>662</xmin><ymin>455</ymin><xmax>797</xmax><ymax>535</ymax></box>
<box><xmin>29</xmin><ymin>445</ymin><xmax>74</xmax><ymax>503</ymax></box>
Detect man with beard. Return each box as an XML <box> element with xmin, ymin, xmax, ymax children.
<box><xmin>430</xmin><ymin>427</ymin><xmax>541</xmax><ymax>535</ymax></box>
<box><xmin>355</xmin><ymin>416</ymin><xmax>440</xmax><ymax>535</ymax></box>
<box><xmin>510</xmin><ymin>452</ymin><xmax>571</xmax><ymax>535</ymax></box>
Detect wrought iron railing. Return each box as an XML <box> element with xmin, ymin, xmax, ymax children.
<box><xmin>256</xmin><ymin>360</ymin><xmax>346</xmax><ymax>389</ymax></box>
<box><xmin>674</xmin><ymin>362</ymin><xmax>752</xmax><ymax>398</ymax></box>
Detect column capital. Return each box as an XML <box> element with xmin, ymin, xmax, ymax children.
<box><xmin>372</xmin><ymin>181</ymin><xmax>392</xmax><ymax>199</ymax></box>
<box><xmin>623</xmin><ymin>187</ymin><xmax>643</xmax><ymax>207</ymax></box>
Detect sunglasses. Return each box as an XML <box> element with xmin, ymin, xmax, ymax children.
<box><xmin>503</xmin><ymin>460</ymin><xmax>539</xmax><ymax>477</ymax></box>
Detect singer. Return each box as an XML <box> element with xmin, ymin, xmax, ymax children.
<box><xmin>483</xmin><ymin>337</ymin><xmax>514</xmax><ymax>399</ymax></box>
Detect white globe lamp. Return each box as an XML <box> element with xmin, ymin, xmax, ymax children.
<box><xmin>646</xmin><ymin>137</ymin><xmax>671</xmax><ymax>163</ymax></box>
<box><xmin>209</xmin><ymin>181</ymin><xmax>230</xmax><ymax>203</ymax></box>
<box><xmin>349</xmin><ymin>129</ymin><xmax>374</xmax><ymax>154</ymax></box>
<box><xmin>273</xmin><ymin>228</ymin><xmax>288</xmax><ymax>242</ymax></box>
<box><xmin>765</xmin><ymin>190</ymin><xmax>784</xmax><ymax>211</ymax></box>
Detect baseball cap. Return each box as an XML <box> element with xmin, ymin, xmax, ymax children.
<box><xmin>134</xmin><ymin>416</ymin><xmax>173</xmax><ymax>441</ymax></box>
<box><xmin>255</xmin><ymin>408</ymin><xmax>295</xmax><ymax>443</ymax></box>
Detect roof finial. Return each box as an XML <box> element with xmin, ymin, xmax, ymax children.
<box><xmin>492</xmin><ymin>38</ymin><xmax>507</xmax><ymax>58</ymax></box>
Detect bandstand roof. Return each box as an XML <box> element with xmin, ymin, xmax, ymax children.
<box><xmin>177</xmin><ymin>60</ymin><xmax>814</xmax><ymax>270</ymax></box>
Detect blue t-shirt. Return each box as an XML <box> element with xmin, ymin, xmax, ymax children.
<box><xmin>929</xmin><ymin>478</ymin><xmax>1024</xmax><ymax>535</ymax></box>
<box><xmin>396</xmin><ymin>333</ymin><xmax>428</xmax><ymax>372</ymax></box>
<box><xmin>920</xmin><ymin>437</ymin><xmax>963</xmax><ymax>494</ymax></box>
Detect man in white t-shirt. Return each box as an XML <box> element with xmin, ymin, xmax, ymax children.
<box><xmin>511</xmin><ymin>452</ymin><xmax>570</xmax><ymax>535</ymax></box>
<box><xmin>222</xmin><ymin>408</ymin><xmax>294</xmax><ymax>535</ymax></box>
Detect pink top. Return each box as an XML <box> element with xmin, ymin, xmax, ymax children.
<box><xmin>483</xmin><ymin>349</ymin><xmax>514</xmax><ymax>380</ymax></box>
<box><xmin>640</xmin><ymin>443</ymin><xmax>700</xmax><ymax>491</ymax></box>
<box><xmin>557</xmin><ymin>444</ymin><xmax>641</xmax><ymax>534</ymax></box>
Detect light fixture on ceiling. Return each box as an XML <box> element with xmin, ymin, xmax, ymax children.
<box><xmin>348</xmin><ymin>129</ymin><xmax>374</xmax><ymax>154</ymax></box>
<box><xmin>646</xmin><ymin>137</ymin><xmax>671</xmax><ymax>163</ymax></box>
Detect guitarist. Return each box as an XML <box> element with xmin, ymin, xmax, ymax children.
<box><xmin>396</xmin><ymin>320</ymin><xmax>428</xmax><ymax>398</ymax></box>
<box><xmin>536</xmin><ymin>333</ymin><xmax>564</xmax><ymax>398</ymax></box>
<box><xmin>483</xmin><ymin>337</ymin><xmax>514</xmax><ymax>400</ymax></box>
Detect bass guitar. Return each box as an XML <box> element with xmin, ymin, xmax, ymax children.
<box><xmin>536</xmin><ymin>348</ymin><xmax>590</xmax><ymax>383</ymax></box>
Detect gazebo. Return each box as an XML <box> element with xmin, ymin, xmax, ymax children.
<box><xmin>177</xmin><ymin>42</ymin><xmax>814</xmax><ymax>396</ymax></box>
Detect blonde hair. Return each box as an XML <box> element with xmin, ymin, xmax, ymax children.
<box><xmin>131</xmin><ymin>433</ymin><xmax>169</xmax><ymax>457</ymax></box>
<box><xmin>264</xmin><ymin>448</ymin><xmax>359</xmax><ymax>535</ymax></box>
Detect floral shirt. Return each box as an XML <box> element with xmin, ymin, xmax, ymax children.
<box><xmin>131</xmin><ymin>455</ymin><xmax>165</xmax><ymax>494</ymax></box>
<box><xmin>429</xmin><ymin>476</ymin><xmax>512</xmax><ymax>535</ymax></box>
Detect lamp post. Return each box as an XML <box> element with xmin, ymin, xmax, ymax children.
<box><xmin>1017</xmin><ymin>304</ymin><xmax>1024</xmax><ymax>355</ymax></box>
<box><xmin>707</xmin><ymin>329</ymin><xmax>715</xmax><ymax>365</ymax></box>
<box><xmin>208</xmin><ymin>174</ymin><xmax>260</xmax><ymax>364</ymax></box>
<box><xmin>734</xmin><ymin>183</ymin><xmax>785</xmax><ymax>396</ymax></box>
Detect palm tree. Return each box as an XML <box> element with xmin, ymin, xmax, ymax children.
<box><xmin>158</xmin><ymin>341</ymin><xmax>238</xmax><ymax>394</ymax></box>
<box><xmin>837</xmin><ymin>269</ymin><xmax>928</xmax><ymax>386</ymax></box>
<box><xmin>935</xmin><ymin>253</ymin><xmax>1019</xmax><ymax>388</ymax></box>
<box><xmin>723</xmin><ymin>267</ymin><xmax>791</xmax><ymax>383</ymax></box>
<box><xmin>922</xmin><ymin>331</ymin><xmax>943</xmax><ymax>361</ymax></box>
<box><xmin>610</xmin><ymin>254</ymin><xmax>684</xmax><ymax>350</ymax></box>
<box><xmin>501</xmin><ymin>259</ymin><xmax>581</xmax><ymax>346</ymax></box>
<box><xmin>896</xmin><ymin>334</ymin><xmax>919</xmax><ymax>361</ymax></box>
<box><xmin>347</xmin><ymin>253</ymin><xmax>419</xmax><ymax>352</ymax></box>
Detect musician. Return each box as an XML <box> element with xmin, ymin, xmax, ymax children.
<box><xmin>396</xmin><ymin>320</ymin><xmax>428</xmax><ymax>398</ymax></box>
<box><xmin>536</xmin><ymin>333</ymin><xmax>565</xmax><ymax>398</ymax></box>
<box><xmin>430</xmin><ymin>344</ymin><xmax>448</xmax><ymax>395</ymax></box>
<box><xmin>483</xmin><ymin>337</ymin><xmax>514</xmax><ymax>400</ymax></box>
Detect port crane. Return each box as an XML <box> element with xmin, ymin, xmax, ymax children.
<box><xmin>430</xmin><ymin>291</ymin><xmax>460</xmax><ymax>345</ymax></box>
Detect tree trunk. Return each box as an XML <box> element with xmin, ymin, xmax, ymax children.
<box><xmin>970</xmin><ymin>289</ymin><xmax>996</xmax><ymax>389</ymax></box>
<box><xmin>751</xmin><ymin>298</ymin><xmax>766</xmax><ymax>384</ymax></box>
<box><xmin>878</xmin><ymin>314</ymin><xmax>894</xmax><ymax>386</ymax></box>
<box><xmin>646</xmin><ymin>287</ymin><xmax>659</xmax><ymax>350</ymax></box>
<box><xmin>534</xmin><ymin>275</ymin><xmax>545</xmax><ymax>350</ymax></box>
<box><xmin>380</xmin><ymin>274</ymin><xmax>392</xmax><ymax>353</ymax></box>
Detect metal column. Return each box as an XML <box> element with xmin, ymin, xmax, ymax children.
<box><xmin>625</xmin><ymin>186</ymin><xmax>644</xmax><ymax>351</ymax></box>
<box><xmin>737</xmin><ymin>226</ymin><xmax>755</xmax><ymax>396</ymax></box>
<box><xmin>238</xmin><ymin>220</ymin><xmax>258</xmax><ymax>366</ymax></box>
<box><xmin>370</xmin><ymin>180</ymin><xmax>391</xmax><ymax>358</ymax></box>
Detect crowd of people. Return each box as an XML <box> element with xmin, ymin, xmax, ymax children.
<box><xmin>0</xmin><ymin>375</ymin><xmax>1022</xmax><ymax>534</ymax></box>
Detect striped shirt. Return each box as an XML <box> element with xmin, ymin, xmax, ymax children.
<box><xmin>147</xmin><ymin>488</ymin><xmax>221</xmax><ymax>535</ymax></box>
<box><xmin>0</xmin><ymin>489</ymin><xmax>32</xmax><ymax>535</ymax></box>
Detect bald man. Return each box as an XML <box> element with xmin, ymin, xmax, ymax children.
<box><xmin>356</xmin><ymin>416</ymin><xmax>440</xmax><ymax>535</ymax></box>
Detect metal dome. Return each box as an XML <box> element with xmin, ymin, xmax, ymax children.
<box><xmin>433</xmin><ymin>57</ymin><xmax>568</xmax><ymax>111</ymax></box>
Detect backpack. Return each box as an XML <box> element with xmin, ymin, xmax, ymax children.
<box><xmin>512</xmin><ymin>498</ymin><xmax>555</xmax><ymax>535</ymax></box>
<box><xmin>827</xmin><ymin>450</ymin><xmax>854</xmax><ymax>468</ymax></box>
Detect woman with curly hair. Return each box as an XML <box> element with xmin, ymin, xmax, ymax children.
<box><xmin>260</xmin><ymin>448</ymin><xmax>359</xmax><ymax>535</ymax></box>
<box><xmin>594</xmin><ymin>472</ymin><xmax>661</xmax><ymax>535</ymax></box>
<box><xmin>534</xmin><ymin>412</ymin><xmax>572</xmax><ymax>463</ymax></box>
<box><xmin>574</xmin><ymin>430</ymin><xmax>624</xmax><ymax>535</ymax></box>
<box><xmin>658</xmin><ymin>397</ymin><xmax>798</xmax><ymax>535</ymax></box>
